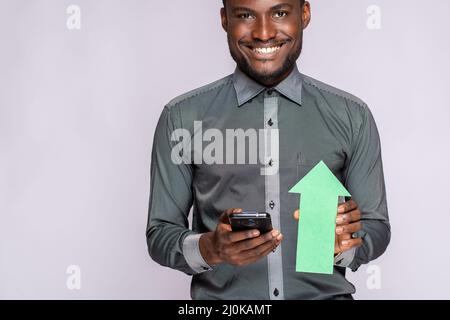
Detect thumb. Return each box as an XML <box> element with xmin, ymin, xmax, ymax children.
<box><xmin>219</xmin><ymin>208</ymin><xmax>243</xmax><ymax>224</ymax></box>
<box><xmin>293</xmin><ymin>209</ymin><xmax>300</xmax><ymax>221</ymax></box>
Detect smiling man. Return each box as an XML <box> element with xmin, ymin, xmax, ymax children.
<box><xmin>225</xmin><ymin>0</ymin><xmax>305</xmax><ymax>87</ymax></box>
<box><xmin>146</xmin><ymin>0</ymin><xmax>390</xmax><ymax>300</ymax></box>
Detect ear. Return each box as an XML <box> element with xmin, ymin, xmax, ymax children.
<box><xmin>302</xmin><ymin>1</ymin><xmax>311</xmax><ymax>30</ymax></box>
<box><xmin>220</xmin><ymin>7</ymin><xmax>228</xmax><ymax>32</ymax></box>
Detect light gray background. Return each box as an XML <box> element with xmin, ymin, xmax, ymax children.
<box><xmin>1</xmin><ymin>0</ymin><xmax>449</xmax><ymax>299</ymax></box>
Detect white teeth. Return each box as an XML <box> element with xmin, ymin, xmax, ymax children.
<box><xmin>253</xmin><ymin>46</ymin><xmax>281</xmax><ymax>54</ymax></box>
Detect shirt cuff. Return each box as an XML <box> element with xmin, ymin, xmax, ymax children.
<box><xmin>334</xmin><ymin>247</ymin><xmax>356</xmax><ymax>268</ymax></box>
<box><xmin>182</xmin><ymin>233</ymin><xmax>213</xmax><ymax>274</ymax></box>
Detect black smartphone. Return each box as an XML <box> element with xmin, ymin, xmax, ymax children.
<box><xmin>229</xmin><ymin>212</ymin><xmax>273</xmax><ymax>234</ymax></box>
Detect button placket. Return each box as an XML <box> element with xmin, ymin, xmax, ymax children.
<box><xmin>263</xmin><ymin>95</ymin><xmax>284</xmax><ymax>300</ymax></box>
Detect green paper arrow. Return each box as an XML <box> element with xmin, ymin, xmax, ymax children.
<box><xmin>289</xmin><ymin>161</ymin><xmax>351</xmax><ymax>274</ymax></box>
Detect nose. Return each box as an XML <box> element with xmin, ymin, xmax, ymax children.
<box><xmin>251</xmin><ymin>16</ymin><xmax>277</xmax><ymax>42</ymax></box>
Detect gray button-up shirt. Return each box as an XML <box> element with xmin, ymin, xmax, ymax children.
<box><xmin>146</xmin><ymin>65</ymin><xmax>390</xmax><ymax>300</ymax></box>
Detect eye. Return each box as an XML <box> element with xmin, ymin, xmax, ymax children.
<box><xmin>237</xmin><ymin>13</ymin><xmax>254</xmax><ymax>20</ymax></box>
<box><xmin>273</xmin><ymin>11</ymin><xmax>288</xmax><ymax>18</ymax></box>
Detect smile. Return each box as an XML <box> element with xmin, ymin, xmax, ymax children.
<box><xmin>243</xmin><ymin>42</ymin><xmax>286</xmax><ymax>58</ymax></box>
<box><xmin>253</xmin><ymin>45</ymin><xmax>282</xmax><ymax>55</ymax></box>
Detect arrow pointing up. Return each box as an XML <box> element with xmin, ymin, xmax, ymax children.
<box><xmin>289</xmin><ymin>161</ymin><xmax>351</xmax><ymax>274</ymax></box>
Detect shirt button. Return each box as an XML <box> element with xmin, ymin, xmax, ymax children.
<box><xmin>268</xmin><ymin>159</ymin><xmax>274</xmax><ymax>167</ymax></box>
<box><xmin>268</xmin><ymin>118</ymin><xmax>274</xmax><ymax>126</ymax></box>
<box><xmin>269</xmin><ymin>201</ymin><xmax>275</xmax><ymax>210</ymax></box>
<box><xmin>273</xmin><ymin>288</ymin><xmax>279</xmax><ymax>297</ymax></box>
<box><xmin>267</xmin><ymin>89</ymin><xmax>274</xmax><ymax>96</ymax></box>
<box><xmin>202</xmin><ymin>266</ymin><xmax>210</xmax><ymax>271</ymax></box>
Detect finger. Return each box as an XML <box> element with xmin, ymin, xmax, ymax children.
<box><xmin>339</xmin><ymin>238</ymin><xmax>363</xmax><ymax>251</ymax></box>
<box><xmin>219</xmin><ymin>208</ymin><xmax>234</xmax><ymax>224</ymax></box>
<box><xmin>335</xmin><ymin>233</ymin><xmax>352</xmax><ymax>254</ymax></box>
<box><xmin>237</xmin><ymin>234</ymin><xmax>283</xmax><ymax>265</ymax></box>
<box><xmin>219</xmin><ymin>208</ymin><xmax>243</xmax><ymax>224</ymax></box>
<box><xmin>293</xmin><ymin>209</ymin><xmax>300</xmax><ymax>221</ymax></box>
<box><xmin>222</xmin><ymin>228</ymin><xmax>261</xmax><ymax>244</ymax></box>
<box><xmin>348</xmin><ymin>209</ymin><xmax>362</xmax><ymax>222</ymax></box>
<box><xmin>218</xmin><ymin>208</ymin><xmax>243</xmax><ymax>232</ymax></box>
<box><xmin>337</xmin><ymin>199</ymin><xmax>357</xmax><ymax>214</ymax></box>
<box><xmin>336</xmin><ymin>209</ymin><xmax>361</xmax><ymax>225</ymax></box>
<box><xmin>337</xmin><ymin>233</ymin><xmax>352</xmax><ymax>242</ymax></box>
<box><xmin>231</xmin><ymin>229</ymin><xmax>280</xmax><ymax>253</ymax></box>
<box><xmin>219</xmin><ymin>223</ymin><xmax>233</xmax><ymax>233</ymax></box>
<box><xmin>336</xmin><ymin>221</ymin><xmax>362</xmax><ymax>235</ymax></box>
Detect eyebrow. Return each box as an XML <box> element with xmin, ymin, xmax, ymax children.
<box><xmin>271</xmin><ymin>3</ymin><xmax>293</xmax><ymax>11</ymax></box>
<box><xmin>231</xmin><ymin>3</ymin><xmax>293</xmax><ymax>14</ymax></box>
<box><xmin>231</xmin><ymin>7</ymin><xmax>256</xmax><ymax>14</ymax></box>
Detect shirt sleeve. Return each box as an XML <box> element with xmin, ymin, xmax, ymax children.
<box><xmin>334</xmin><ymin>247</ymin><xmax>356</xmax><ymax>268</ymax></box>
<box><xmin>146</xmin><ymin>106</ymin><xmax>200</xmax><ymax>275</ymax></box>
<box><xmin>183</xmin><ymin>234</ymin><xmax>214</xmax><ymax>273</ymax></box>
<box><xmin>344</xmin><ymin>105</ymin><xmax>391</xmax><ymax>272</ymax></box>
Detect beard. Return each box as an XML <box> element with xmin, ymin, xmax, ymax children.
<box><xmin>228</xmin><ymin>34</ymin><xmax>303</xmax><ymax>86</ymax></box>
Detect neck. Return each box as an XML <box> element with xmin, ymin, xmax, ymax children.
<box><xmin>250</xmin><ymin>65</ymin><xmax>296</xmax><ymax>88</ymax></box>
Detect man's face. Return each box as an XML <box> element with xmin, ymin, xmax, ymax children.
<box><xmin>221</xmin><ymin>0</ymin><xmax>311</xmax><ymax>87</ymax></box>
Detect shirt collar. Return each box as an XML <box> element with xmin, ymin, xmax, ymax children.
<box><xmin>232</xmin><ymin>64</ymin><xmax>303</xmax><ymax>107</ymax></box>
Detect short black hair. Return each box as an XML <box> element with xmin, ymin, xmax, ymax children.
<box><xmin>222</xmin><ymin>0</ymin><xmax>305</xmax><ymax>7</ymax></box>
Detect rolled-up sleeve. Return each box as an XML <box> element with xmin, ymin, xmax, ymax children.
<box><xmin>344</xmin><ymin>105</ymin><xmax>391</xmax><ymax>271</ymax></box>
<box><xmin>146</xmin><ymin>106</ymin><xmax>198</xmax><ymax>275</ymax></box>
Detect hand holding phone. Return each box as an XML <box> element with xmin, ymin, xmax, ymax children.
<box><xmin>198</xmin><ymin>208</ymin><xmax>282</xmax><ymax>267</ymax></box>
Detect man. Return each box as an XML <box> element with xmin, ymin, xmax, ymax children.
<box><xmin>146</xmin><ymin>0</ymin><xmax>390</xmax><ymax>300</ymax></box>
